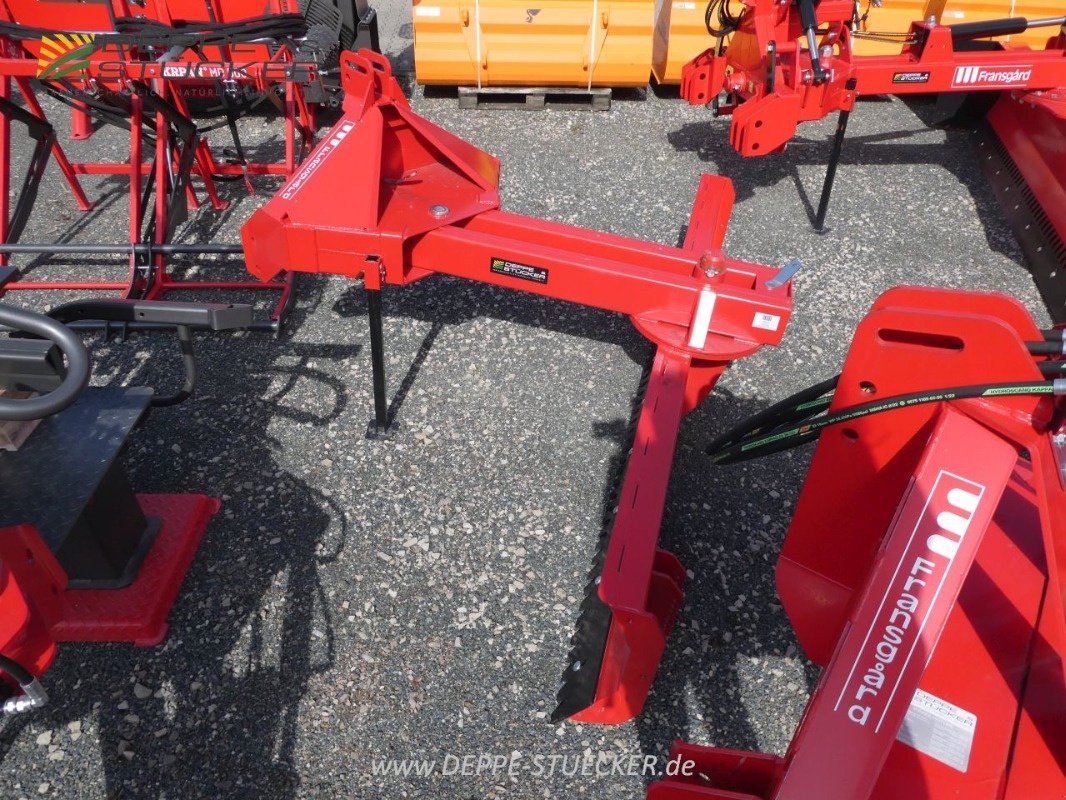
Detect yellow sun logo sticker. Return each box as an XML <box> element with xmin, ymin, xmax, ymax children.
<box><xmin>36</xmin><ymin>33</ymin><xmax>96</xmax><ymax>80</ymax></box>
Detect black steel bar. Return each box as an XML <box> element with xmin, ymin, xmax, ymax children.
<box><xmin>64</xmin><ymin>318</ymin><xmax>279</xmax><ymax>333</ymax></box>
<box><xmin>0</xmin><ymin>243</ymin><xmax>243</xmax><ymax>255</ymax></box>
<box><xmin>366</xmin><ymin>286</ymin><xmax>389</xmax><ymax>432</ymax></box>
<box><xmin>814</xmin><ymin>78</ymin><xmax>858</xmax><ymax>232</ymax></box>
<box><xmin>949</xmin><ymin>15</ymin><xmax>1065</xmax><ymax>42</ymax></box>
<box><xmin>150</xmin><ymin>324</ymin><xmax>196</xmax><ymax>407</ymax></box>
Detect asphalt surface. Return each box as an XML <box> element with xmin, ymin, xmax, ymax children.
<box><xmin>0</xmin><ymin>13</ymin><xmax>1051</xmax><ymax>800</ymax></box>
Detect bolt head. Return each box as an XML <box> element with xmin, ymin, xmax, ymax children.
<box><xmin>430</xmin><ymin>204</ymin><xmax>449</xmax><ymax>218</ymax></box>
<box><xmin>698</xmin><ymin>251</ymin><xmax>725</xmax><ymax>278</ymax></box>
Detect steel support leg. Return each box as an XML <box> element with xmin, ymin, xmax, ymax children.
<box><xmin>366</xmin><ymin>286</ymin><xmax>390</xmax><ymax>437</ymax></box>
<box><xmin>813</xmin><ymin>80</ymin><xmax>857</xmax><ymax>233</ymax></box>
<box><xmin>0</xmin><ymin>75</ymin><xmax>9</xmax><ymax>269</ymax></box>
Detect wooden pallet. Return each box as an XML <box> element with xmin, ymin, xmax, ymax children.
<box><xmin>458</xmin><ymin>86</ymin><xmax>612</xmax><ymax>111</ymax></box>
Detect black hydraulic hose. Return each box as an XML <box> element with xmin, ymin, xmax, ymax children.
<box><xmin>150</xmin><ymin>326</ymin><xmax>196</xmax><ymax>407</ymax></box>
<box><xmin>1041</xmin><ymin>328</ymin><xmax>1066</xmax><ymax>343</ymax></box>
<box><xmin>47</xmin><ymin>303</ymin><xmax>201</xmax><ymax>406</ymax></box>
<box><xmin>0</xmin><ymin>304</ymin><xmax>90</xmax><ymax>421</ymax></box>
<box><xmin>0</xmin><ymin>654</ymin><xmax>34</xmax><ymax>686</ymax></box>
<box><xmin>705</xmin><ymin>374</ymin><xmax>839</xmax><ymax>454</ymax></box>
<box><xmin>1039</xmin><ymin>360</ymin><xmax>1066</xmax><ymax>376</ymax></box>
<box><xmin>711</xmin><ymin>379</ymin><xmax>1064</xmax><ymax>464</ymax></box>
<box><xmin>1028</xmin><ymin>340</ymin><xmax>1066</xmax><ymax>356</ymax></box>
<box><xmin>705</xmin><ymin>0</ymin><xmax>744</xmax><ymax>38</ymax></box>
<box><xmin>0</xmin><ymin>652</ymin><xmax>49</xmax><ymax>715</ymax></box>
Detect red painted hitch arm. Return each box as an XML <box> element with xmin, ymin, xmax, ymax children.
<box><xmin>242</xmin><ymin>50</ymin><xmax>796</xmax><ymax>724</ymax></box>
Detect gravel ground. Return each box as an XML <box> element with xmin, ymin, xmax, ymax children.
<box><xmin>0</xmin><ymin>8</ymin><xmax>1050</xmax><ymax>799</ymax></box>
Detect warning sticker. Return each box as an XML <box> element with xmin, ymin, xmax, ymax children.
<box><xmin>279</xmin><ymin>121</ymin><xmax>355</xmax><ymax>201</ymax></box>
<box><xmin>896</xmin><ymin>689</ymin><xmax>976</xmax><ymax>772</ymax></box>
<box><xmin>752</xmin><ymin>312</ymin><xmax>781</xmax><ymax>331</ymax></box>
<box><xmin>415</xmin><ymin>5</ymin><xmax>441</xmax><ymax>15</ymax></box>
<box><xmin>490</xmin><ymin>258</ymin><xmax>548</xmax><ymax>285</ymax></box>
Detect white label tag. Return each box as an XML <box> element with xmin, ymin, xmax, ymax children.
<box><xmin>752</xmin><ymin>312</ymin><xmax>780</xmax><ymax>331</ymax></box>
<box><xmin>415</xmin><ymin>5</ymin><xmax>441</xmax><ymax>16</ymax></box>
<box><xmin>673</xmin><ymin>2</ymin><xmax>697</xmax><ymax>8</ymax></box>
<box><xmin>897</xmin><ymin>689</ymin><xmax>976</xmax><ymax>772</ymax></box>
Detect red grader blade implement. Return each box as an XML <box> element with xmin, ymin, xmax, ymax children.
<box><xmin>241</xmin><ymin>49</ymin><xmax>798</xmax><ymax>724</ymax></box>
<box><xmin>653</xmin><ymin>286</ymin><xmax>1066</xmax><ymax>798</ymax></box>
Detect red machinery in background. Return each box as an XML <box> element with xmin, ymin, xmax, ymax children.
<box><xmin>241</xmin><ymin>50</ymin><xmax>799</xmax><ymax>725</ymax></box>
<box><xmin>0</xmin><ymin>0</ymin><xmax>377</xmax><ymax>331</ymax></box>
<box><xmin>650</xmin><ymin>286</ymin><xmax>1066</xmax><ymax>799</ymax></box>
<box><xmin>680</xmin><ymin>0</ymin><xmax>1066</xmax><ymax>308</ymax></box>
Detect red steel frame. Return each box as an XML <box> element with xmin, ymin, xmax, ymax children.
<box><xmin>649</xmin><ymin>286</ymin><xmax>1066</xmax><ymax>799</ymax></box>
<box><xmin>241</xmin><ymin>50</ymin><xmax>797</xmax><ymax>724</ymax></box>
<box><xmin>0</xmin><ymin>0</ymin><xmax>318</xmax><ymax>326</ymax></box>
<box><xmin>681</xmin><ymin>1</ymin><xmax>1066</xmax><ymax>156</ymax></box>
<box><xmin>987</xmin><ymin>91</ymin><xmax>1066</xmax><ymax>249</ymax></box>
<box><xmin>0</xmin><ymin>494</ymin><xmax>220</xmax><ymax>692</ymax></box>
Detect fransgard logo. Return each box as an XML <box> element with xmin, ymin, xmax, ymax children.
<box><xmin>36</xmin><ymin>33</ymin><xmax>96</xmax><ymax>80</ymax></box>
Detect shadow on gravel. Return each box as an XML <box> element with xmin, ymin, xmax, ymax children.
<box><xmin>0</xmin><ymin>315</ymin><xmax>356</xmax><ymax>799</ymax></box>
<box><xmin>330</xmin><ymin>275</ymin><xmax>655</xmax><ymax>411</ymax></box>
<box><xmin>667</xmin><ymin>96</ymin><xmax>1026</xmax><ymax>267</ymax></box>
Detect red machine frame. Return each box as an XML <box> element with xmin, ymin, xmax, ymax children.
<box><xmin>682</xmin><ymin>4</ymin><xmax>1066</xmax><ymax>156</ymax></box>
<box><xmin>241</xmin><ymin>50</ymin><xmax>798</xmax><ymax>724</ymax></box>
<box><xmin>1</xmin><ymin>495</ymin><xmax>219</xmax><ymax>691</ymax></box>
<box><xmin>680</xmin><ymin>1</ymin><xmax>1066</xmax><ymax>233</ymax></box>
<box><xmin>649</xmin><ymin>287</ymin><xmax>1066</xmax><ymax>798</ymax></box>
<box><xmin>0</xmin><ymin>0</ymin><xmax>324</xmax><ymax>329</ymax></box>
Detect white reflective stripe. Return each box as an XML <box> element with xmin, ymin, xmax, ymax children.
<box><xmin>687</xmin><ymin>287</ymin><xmax>717</xmax><ymax>350</ymax></box>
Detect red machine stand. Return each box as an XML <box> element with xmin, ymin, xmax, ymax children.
<box><xmin>0</xmin><ymin>494</ymin><xmax>219</xmax><ymax>686</ymax></box>
<box><xmin>54</xmin><ymin>494</ymin><xmax>220</xmax><ymax>647</ymax></box>
<box><xmin>1</xmin><ymin>308</ymin><xmax>238</xmax><ymax>707</ymax></box>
